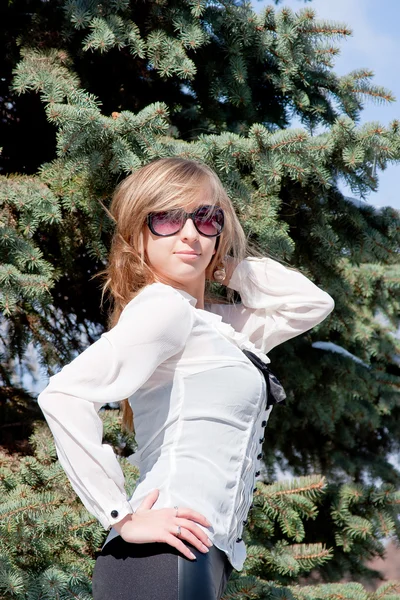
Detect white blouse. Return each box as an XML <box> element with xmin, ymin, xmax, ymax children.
<box><xmin>37</xmin><ymin>256</ymin><xmax>334</xmax><ymax>571</ymax></box>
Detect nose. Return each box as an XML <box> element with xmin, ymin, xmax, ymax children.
<box><xmin>180</xmin><ymin>217</ymin><xmax>199</xmax><ymax>241</ymax></box>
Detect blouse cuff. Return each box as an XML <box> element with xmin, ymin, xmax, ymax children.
<box><xmin>227</xmin><ymin>257</ymin><xmax>268</xmax><ymax>305</ymax></box>
<box><xmin>227</xmin><ymin>257</ymin><xmax>253</xmax><ymax>294</ymax></box>
<box><xmin>102</xmin><ymin>500</ymin><xmax>135</xmax><ymax>531</ymax></box>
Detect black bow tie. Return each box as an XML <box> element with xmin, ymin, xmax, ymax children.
<box><xmin>242</xmin><ymin>350</ymin><xmax>287</xmax><ymax>409</ymax></box>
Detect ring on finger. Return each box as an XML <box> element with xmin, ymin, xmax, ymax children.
<box><xmin>176</xmin><ymin>525</ymin><xmax>181</xmax><ymax>536</ymax></box>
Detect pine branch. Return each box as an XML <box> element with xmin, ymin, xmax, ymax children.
<box><xmin>268</xmin><ymin>476</ymin><xmax>327</xmax><ymax>498</ymax></box>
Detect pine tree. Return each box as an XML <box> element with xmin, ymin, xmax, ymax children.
<box><xmin>2</xmin><ymin>418</ymin><xmax>400</xmax><ymax>598</ymax></box>
<box><xmin>1</xmin><ymin>1</ymin><xmax>400</xmax><ymax>598</ymax></box>
<box><xmin>0</xmin><ymin>413</ymin><xmax>138</xmax><ymax>599</ymax></box>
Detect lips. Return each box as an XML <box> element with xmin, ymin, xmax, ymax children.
<box><xmin>174</xmin><ymin>252</ymin><xmax>200</xmax><ymax>255</ymax></box>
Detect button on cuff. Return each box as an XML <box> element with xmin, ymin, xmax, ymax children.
<box><xmin>105</xmin><ymin>501</ymin><xmax>134</xmax><ymax>530</ymax></box>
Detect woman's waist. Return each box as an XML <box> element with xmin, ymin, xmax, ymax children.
<box><xmin>135</xmin><ymin>424</ymin><xmax>250</xmax><ymax>468</ymax></box>
<box><xmin>129</xmin><ymin>470</ymin><xmax>238</xmax><ymax>532</ymax></box>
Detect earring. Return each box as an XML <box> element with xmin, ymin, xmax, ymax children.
<box><xmin>213</xmin><ymin>260</ymin><xmax>226</xmax><ymax>282</ymax></box>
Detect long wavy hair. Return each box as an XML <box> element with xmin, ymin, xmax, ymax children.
<box><xmin>96</xmin><ymin>157</ymin><xmax>263</xmax><ymax>433</ymax></box>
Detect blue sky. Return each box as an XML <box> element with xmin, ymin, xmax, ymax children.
<box><xmin>252</xmin><ymin>0</ymin><xmax>400</xmax><ymax>211</ymax></box>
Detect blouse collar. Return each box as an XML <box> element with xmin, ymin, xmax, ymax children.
<box><xmin>175</xmin><ymin>288</ymin><xmax>224</xmax><ymax>323</ymax></box>
<box><xmin>174</xmin><ymin>285</ymin><xmax>270</xmax><ymax>363</ymax></box>
<box><xmin>174</xmin><ymin>288</ymin><xmax>197</xmax><ymax>307</ymax></box>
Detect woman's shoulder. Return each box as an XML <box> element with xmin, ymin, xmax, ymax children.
<box><xmin>121</xmin><ymin>282</ymin><xmax>193</xmax><ymax>319</ymax></box>
<box><xmin>105</xmin><ymin>282</ymin><xmax>194</xmax><ymax>342</ymax></box>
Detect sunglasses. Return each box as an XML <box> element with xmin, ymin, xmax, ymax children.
<box><xmin>146</xmin><ymin>205</ymin><xmax>224</xmax><ymax>238</ymax></box>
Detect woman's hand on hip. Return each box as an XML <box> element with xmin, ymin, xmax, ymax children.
<box><xmin>112</xmin><ymin>489</ymin><xmax>213</xmax><ymax>560</ymax></box>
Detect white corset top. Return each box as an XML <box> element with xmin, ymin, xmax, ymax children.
<box><xmin>102</xmin><ymin>304</ymin><xmax>272</xmax><ymax>570</ymax></box>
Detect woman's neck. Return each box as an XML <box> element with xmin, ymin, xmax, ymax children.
<box><xmin>181</xmin><ymin>281</ymin><xmax>205</xmax><ymax>309</ymax></box>
<box><xmin>153</xmin><ymin>274</ymin><xmax>206</xmax><ymax>309</ymax></box>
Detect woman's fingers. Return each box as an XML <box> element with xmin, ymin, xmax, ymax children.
<box><xmin>165</xmin><ymin>533</ymin><xmax>197</xmax><ymax>560</ymax></box>
<box><xmin>123</xmin><ymin>494</ymin><xmax>213</xmax><ymax>559</ymax></box>
<box><xmin>176</xmin><ymin>518</ymin><xmax>213</xmax><ymax>549</ymax></box>
<box><xmin>172</xmin><ymin>507</ymin><xmax>211</xmax><ymax>529</ymax></box>
<box><xmin>174</xmin><ymin>524</ymin><xmax>211</xmax><ymax>554</ymax></box>
<box><xmin>136</xmin><ymin>489</ymin><xmax>160</xmax><ymax>512</ymax></box>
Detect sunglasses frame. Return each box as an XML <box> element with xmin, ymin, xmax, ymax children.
<box><xmin>146</xmin><ymin>205</ymin><xmax>225</xmax><ymax>238</ymax></box>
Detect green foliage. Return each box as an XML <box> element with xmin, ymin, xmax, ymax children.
<box><xmin>1</xmin><ymin>418</ymin><xmax>399</xmax><ymax>599</ymax></box>
<box><xmin>1</xmin><ymin>0</ymin><xmax>400</xmax><ymax>597</ymax></box>
<box><xmin>0</xmin><ymin>176</ymin><xmax>60</xmax><ymax>314</ymax></box>
<box><xmin>0</xmin><ymin>413</ymin><xmax>137</xmax><ymax>599</ymax></box>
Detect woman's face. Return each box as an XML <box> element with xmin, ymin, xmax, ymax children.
<box><xmin>142</xmin><ymin>193</ymin><xmax>218</xmax><ymax>287</ymax></box>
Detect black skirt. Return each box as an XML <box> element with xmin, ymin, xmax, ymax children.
<box><xmin>92</xmin><ymin>535</ymin><xmax>233</xmax><ymax>600</ymax></box>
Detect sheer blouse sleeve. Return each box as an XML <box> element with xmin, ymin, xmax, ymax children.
<box><xmin>206</xmin><ymin>257</ymin><xmax>335</xmax><ymax>355</ymax></box>
<box><xmin>37</xmin><ymin>283</ymin><xmax>193</xmax><ymax>530</ymax></box>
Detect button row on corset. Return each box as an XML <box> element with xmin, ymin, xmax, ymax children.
<box><xmin>236</xmin><ymin>413</ymin><xmax>267</xmax><ymax>543</ymax></box>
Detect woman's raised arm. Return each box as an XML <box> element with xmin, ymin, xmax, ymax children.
<box><xmin>206</xmin><ymin>256</ymin><xmax>335</xmax><ymax>355</ymax></box>
<box><xmin>37</xmin><ymin>283</ymin><xmax>193</xmax><ymax>531</ymax></box>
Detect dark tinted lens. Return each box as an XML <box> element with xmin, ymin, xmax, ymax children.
<box><xmin>194</xmin><ymin>206</ymin><xmax>224</xmax><ymax>236</ymax></box>
<box><xmin>150</xmin><ymin>210</ymin><xmax>184</xmax><ymax>235</ymax></box>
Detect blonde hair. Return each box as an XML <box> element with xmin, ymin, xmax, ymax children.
<box><xmin>95</xmin><ymin>157</ymin><xmax>264</xmax><ymax>433</ymax></box>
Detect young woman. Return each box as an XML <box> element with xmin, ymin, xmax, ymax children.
<box><xmin>37</xmin><ymin>157</ymin><xmax>335</xmax><ymax>600</ymax></box>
